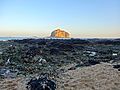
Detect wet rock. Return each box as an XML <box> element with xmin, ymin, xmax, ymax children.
<box><xmin>39</xmin><ymin>58</ymin><xmax>47</xmax><ymax>64</ymax></box>
<box><xmin>27</xmin><ymin>74</ymin><xmax>56</xmax><ymax>90</ymax></box>
<box><xmin>112</xmin><ymin>53</ymin><xmax>118</xmax><ymax>56</ymax></box>
<box><xmin>0</xmin><ymin>69</ymin><xmax>9</xmax><ymax>76</ymax></box>
<box><xmin>0</xmin><ymin>68</ymin><xmax>18</xmax><ymax>78</ymax></box>
<box><xmin>57</xmin><ymin>44</ymin><xmax>74</xmax><ymax>51</ymax></box>
<box><xmin>74</xmin><ymin>45</ymin><xmax>85</xmax><ymax>50</ymax></box>
<box><xmin>70</xmin><ymin>38</ymin><xmax>90</xmax><ymax>44</ymax></box>
<box><xmin>96</xmin><ymin>39</ymin><xmax>120</xmax><ymax>45</ymax></box>
<box><xmin>89</xmin><ymin>52</ymin><xmax>96</xmax><ymax>56</ymax></box>
<box><xmin>68</xmin><ymin>67</ymin><xmax>76</xmax><ymax>70</ymax></box>
<box><xmin>0</xmin><ymin>59</ymin><xmax>4</xmax><ymax>65</ymax></box>
<box><xmin>27</xmin><ymin>46</ymin><xmax>41</xmax><ymax>56</ymax></box>
<box><xmin>0</xmin><ymin>51</ymin><xmax>3</xmax><ymax>54</ymax></box>
<box><xmin>84</xmin><ymin>51</ymin><xmax>96</xmax><ymax>56</ymax></box>
<box><xmin>37</xmin><ymin>40</ymin><xmax>46</xmax><ymax>45</ymax></box>
<box><xmin>118</xmin><ymin>68</ymin><xmax>120</xmax><ymax>71</ymax></box>
<box><xmin>5</xmin><ymin>58</ymin><xmax>10</xmax><ymax>65</ymax></box>
<box><xmin>48</xmin><ymin>41</ymin><xmax>60</xmax><ymax>47</ymax></box>
<box><xmin>88</xmin><ymin>59</ymin><xmax>100</xmax><ymax>65</ymax></box>
<box><xmin>50</xmin><ymin>48</ymin><xmax>59</xmax><ymax>55</ymax></box>
<box><xmin>113</xmin><ymin>64</ymin><xmax>120</xmax><ymax>71</ymax></box>
<box><xmin>0</xmin><ymin>38</ymin><xmax>120</xmax><ymax>79</ymax></box>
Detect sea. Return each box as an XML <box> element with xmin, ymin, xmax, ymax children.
<box><xmin>0</xmin><ymin>37</ymin><xmax>31</xmax><ymax>41</ymax></box>
<box><xmin>0</xmin><ymin>37</ymin><xmax>118</xmax><ymax>41</ymax></box>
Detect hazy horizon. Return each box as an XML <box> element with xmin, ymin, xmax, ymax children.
<box><xmin>0</xmin><ymin>0</ymin><xmax>120</xmax><ymax>38</ymax></box>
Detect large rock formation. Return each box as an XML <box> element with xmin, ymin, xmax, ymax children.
<box><xmin>50</xmin><ymin>29</ymin><xmax>70</xmax><ymax>38</ymax></box>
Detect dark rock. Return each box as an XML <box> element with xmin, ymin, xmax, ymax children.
<box><xmin>0</xmin><ymin>68</ymin><xmax>18</xmax><ymax>78</ymax></box>
<box><xmin>57</xmin><ymin>44</ymin><xmax>74</xmax><ymax>51</ymax></box>
<box><xmin>50</xmin><ymin>48</ymin><xmax>59</xmax><ymax>55</ymax></box>
<box><xmin>113</xmin><ymin>64</ymin><xmax>120</xmax><ymax>71</ymax></box>
<box><xmin>118</xmin><ymin>68</ymin><xmax>120</xmax><ymax>71</ymax></box>
<box><xmin>88</xmin><ymin>59</ymin><xmax>100</xmax><ymax>65</ymax></box>
<box><xmin>96</xmin><ymin>39</ymin><xmax>120</xmax><ymax>45</ymax></box>
<box><xmin>68</xmin><ymin>67</ymin><xmax>76</xmax><ymax>70</ymax></box>
<box><xmin>113</xmin><ymin>64</ymin><xmax>120</xmax><ymax>69</ymax></box>
<box><xmin>27</xmin><ymin>74</ymin><xmax>56</xmax><ymax>90</ymax></box>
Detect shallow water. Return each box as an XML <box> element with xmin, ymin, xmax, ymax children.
<box><xmin>0</xmin><ymin>37</ymin><xmax>30</xmax><ymax>41</ymax></box>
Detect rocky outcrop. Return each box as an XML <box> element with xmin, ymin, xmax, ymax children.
<box><xmin>50</xmin><ymin>29</ymin><xmax>70</xmax><ymax>38</ymax></box>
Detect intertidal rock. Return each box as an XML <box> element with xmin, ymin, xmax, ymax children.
<box><xmin>26</xmin><ymin>73</ymin><xmax>56</xmax><ymax>90</ymax></box>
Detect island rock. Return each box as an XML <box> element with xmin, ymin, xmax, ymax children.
<box><xmin>50</xmin><ymin>29</ymin><xmax>70</xmax><ymax>38</ymax></box>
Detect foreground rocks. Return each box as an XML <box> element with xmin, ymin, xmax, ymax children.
<box><xmin>0</xmin><ymin>63</ymin><xmax>120</xmax><ymax>90</ymax></box>
<box><xmin>27</xmin><ymin>73</ymin><xmax>56</xmax><ymax>90</ymax></box>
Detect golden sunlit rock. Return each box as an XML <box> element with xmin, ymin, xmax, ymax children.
<box><xmin>51</xmin><ymin>29</ymin><xmax>70</xmax><ymax>38</ymax></box>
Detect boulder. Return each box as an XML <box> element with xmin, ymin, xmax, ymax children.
<box><xmin>26</xmin><ymin>73</ymin><xmax>56</xmax><ymax>90</ymax></box>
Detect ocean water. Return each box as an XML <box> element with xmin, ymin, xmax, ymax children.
<box><xmin>0</xmin><ymin>37</ymin><xmax>30</xmax><ymax>41</ymax></box>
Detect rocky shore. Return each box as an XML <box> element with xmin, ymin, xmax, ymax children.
<box><xmin>0</xmin><ymin>63</ymin><xmax>120</xmax><ymax>90</ymax></box>
<box><xmin>0</xmin><ymin>38</ymin><xmax>120</xmax><ymax>90</ymax></box>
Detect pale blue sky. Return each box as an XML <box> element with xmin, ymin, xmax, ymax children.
<box><xmin>0</xmin><ymin>0</ymin><xmax>120</xmax><ymax>37</ymax></box>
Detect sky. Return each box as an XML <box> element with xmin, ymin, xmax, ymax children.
<box><xmin>0</xmin><ymin>0</ymin><xmax>120</xmax><ymax>38</ymax></box>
